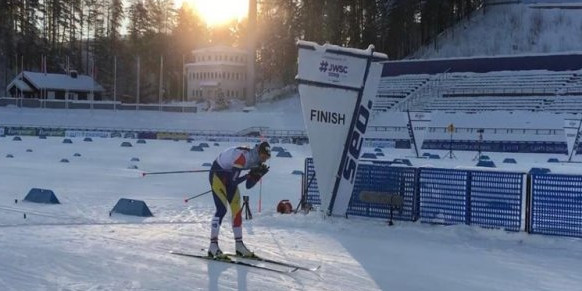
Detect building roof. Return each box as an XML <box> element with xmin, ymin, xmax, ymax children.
<box><xmin>11</xmin><ymin>71</ymin><xmax>105</xmax><ymax>92</ymax></box>
<box><xmin>192</xmin><ymin>45</ymin><xmax>247</xmax><ymax>54</ymax></box>
<box><xmin>7</xmin><ymin>79</ymin><xmax>33</xmax><ymax>92</ymax></box>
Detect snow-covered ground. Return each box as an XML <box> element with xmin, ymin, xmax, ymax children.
<box><xmin>0</xmin><ymin>96</ymin><xmax>304</xmax><ymax>133</ymax></box>
<box><xmin>415</xmin><ymin>2</ymin><xmax>582</xmax><ymax>59</ymax></box>
<box><xmin>1</xmin><ymin>97</ymin><xmax>582</xmax><ymax>290</ymax></box>
<box><xmin>1</xmin><ymin>134</ymin><xmax>582</xmax><ymax>290</ymax></box>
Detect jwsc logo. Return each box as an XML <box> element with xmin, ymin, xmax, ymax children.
<box><xmin>319</xmin><ymin>60</ymin><xmax>349</xmax><ymax>80</ymax></box>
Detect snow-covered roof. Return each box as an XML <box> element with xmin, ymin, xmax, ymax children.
<box><xmin>297</xmin><ymin>40</ymin><xmax>388</xmax><ymax>60</ymax></box>
<box><xmin>192</xmin><ymin>45</ymin><xmax>247</xmax><ymax>54</ymax></box>
<box><xmin>7</xmin><ymin>79</ymin><xmax>33</xmax><ymax>92</ymax></box>
<box><xmin>19</xmin><ymin>71</ymin><xmax>104</xmax><ymax>92</ymax></box>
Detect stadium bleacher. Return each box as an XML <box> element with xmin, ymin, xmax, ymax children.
<box><xmin>372</xmin><ymin>53</ymin><xmax>582</xmax><ymax>113</ymax></box>
<box><xmin>373</xmin><ymin>75</ymin><xmax>431</xmax><ymax>111</ymax></box>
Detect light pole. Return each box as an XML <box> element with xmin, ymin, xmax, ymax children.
<box><xmin>247</xmin><ymin>0</ymin><xmax>257</xmax><ymax>106</ymax></box>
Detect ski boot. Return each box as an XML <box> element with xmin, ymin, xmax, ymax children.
<box><xmin>235</xmin><ymin>241</ymin><xmax>257</xmax><ymax>258</ymax></box>
<box><xmin>208</xmin><ymin>241</ymin><xmax>228</xmax><ymax>260</ymax></box>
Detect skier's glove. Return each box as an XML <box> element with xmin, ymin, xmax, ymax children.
<box><xmin>249</xmin><ymin>164</ymin><xmax>269</xmax><ymax>179</ymax></box>
<box><xmin>257</xmin><ymin>163</ymin><xmax>269</xmax><ymax>176</ymax></box>
<box><xmin>246</xmin><ymin>164</ymin><xmax>268</xmax><ymax>189</ymax></box>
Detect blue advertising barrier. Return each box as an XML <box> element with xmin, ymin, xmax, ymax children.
<box><xmin>304</xmin><ymin>158</ymin><xmax>321</xmax><ymax>206</ymax></box>
<box><xmin>419</xmin><ymin>168</ymin><xmax>523</xmax><ymax>231</ymax></box>
<box><xmin>381</xmin><ymin>52</ymin><xmax>582</xmax><ymax>77</ymax></box>
<box><xmin>348</xmin><ymin>162</ymin><xmax>418</xmax><ymax>221</ymax></box>
<box><xmin>419</xmin><ymin>168</ymin><xmax>469</xmax><ymax>225</ymax></box>
<box><xmin>422</xmin><ymin>140</ymin><xmax>568</xmax><ymax>154</ymax></box>
<box><xmin>304</xmin><ymin>158</ymin><xmax>419</xmax><ymax>221</ymax></box>
<box><xmin>303</xmin><ymin>159</ymin><xmax>582</xmax><ymax>237</ymax></box>
<box><xmin>470</xmin><ymin>171</ymin><xmax>523</xmax><ymax>231</ymax></box>
<box><xmin>530</xmin><ymin>174</ymin><xmax>582</xmax><ymax>237</ymax></box>
<box><xmin>305</xmin><ymin>159</ymin><xmax>524</xmax><ymax>231</ymax></box>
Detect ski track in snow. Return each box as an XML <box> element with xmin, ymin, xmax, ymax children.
<box><xmin>1</xmin><ymin>135</ymin><xmax>582</xmax><ymax>290</ymax></box>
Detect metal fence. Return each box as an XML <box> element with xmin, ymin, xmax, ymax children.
<box><xmin>349</xmin><ymin>163</ymin><xmax>418</xmax><ymax>221</ymax></box>
<box><xmin>419</xmin><ymin>168</ymin><xmax>524</xmax><ymax>231</ymax></box>
<box><xmin>0</xmin><ymin>97</ymin><xmax>198</xmax><ymax>112</ymax></box>
<box><xmin>304</xmin><ymin>158</ymin><xmax>419</xmax><ymax>221</ymax></box>
<box><xmin>470</xmin><ymin>170</ymin><xmax>524</xmax><ymax>231</ymax></box>
<box><xmin>303</xmin><ymin>158</ymin><xmax>321</xmax><ymax>206</ymax></box>
<box><xmin>419</xmin><ymin>168</ymin><xmax>470</xmax><ymax>225</ymax></box>
<box><xmin>530</xmin><ymin>174</ymin><xmax>582</xmax><ymax>237</ymax></box>
<box><xmin>301</xmin><ymin>158</ymin><xmax>582</xmax><ymax>236</ymax></box>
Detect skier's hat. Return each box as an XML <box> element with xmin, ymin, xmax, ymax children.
<box><xmin>258</xmin><ymin>141</ymin><xmax>271</xmax><ymax>157</ymax></box>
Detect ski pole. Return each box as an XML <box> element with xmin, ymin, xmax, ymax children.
<box><xmin>142</xmin><ymin>169</ymin><xmax>211</xmax><ymax>177</ymax></box>
<box><xmin>258</xmin><ymin>179</ymin><xmax>262</xmax><ymax>213</ymax></box>
<box><xmin>184</xmin><ymin>190</ymin><xmax>212</xmax><ymax>203</ymax></box>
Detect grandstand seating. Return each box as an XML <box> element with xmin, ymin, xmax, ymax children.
<box><xmin>415</xmin><ymin>70</ymin><xmax>582</xmax><ymax>112</ymax></box>
<box><xmin>372</xmin><ymin>56</ymin><xmax>582</xmax><ymax>113</ymax></box>
<box><xmin>544</xmin><ymin>96</ymin><xmax>582</xmax><ymax>113</ymax></box>
<box><xmin>373</xmin><ymin>75</ymin><xmax>431</xmax><ymax>111</ymax></box>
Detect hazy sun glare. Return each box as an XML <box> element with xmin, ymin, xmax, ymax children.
<box><xmin>179</xmin><ymin>0</ymin><xmax>249</xmax><ymax>26</ymax></box>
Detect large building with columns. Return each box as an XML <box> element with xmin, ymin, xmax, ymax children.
<box><xmin>185</xmin><ymin>46</ymin><xmax>249</xmax><ymax>106</ymax></box>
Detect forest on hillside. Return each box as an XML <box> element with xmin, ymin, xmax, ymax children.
<box><xmin>0</xmin><ymin>0</ymin><xmax>483</xmax><ymax>102</ymax></box>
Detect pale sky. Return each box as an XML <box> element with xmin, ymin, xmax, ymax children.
<box><xmin>176</xmin><ymin>0</ymin><xmax>249</xmax><ymax>26</ymax></box>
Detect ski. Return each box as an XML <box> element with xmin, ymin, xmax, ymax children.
<box><xmin>224</xmin><ymin>253</ymin><xmax>321</xmax><ymax>272</ymax></box>
<box><xmin>169</xmin><ymin>251</ymin><xmax>298</xmax><ymax>274</ymax></box>
<box><xmin>201</xmin><ymin>249</ymin><xmax>321</xmax><ymax>272</ymax></box>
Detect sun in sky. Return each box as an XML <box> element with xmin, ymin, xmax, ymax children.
<box><xmin>180</xmin><ymin>0</ymin><xmax>249</xmax><ymax>27</ymax></box>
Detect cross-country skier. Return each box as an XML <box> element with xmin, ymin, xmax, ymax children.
<box><xmin>208</xmin><ymin>141</ymin><xmax>271</xmax><ymax>258</ymax></box>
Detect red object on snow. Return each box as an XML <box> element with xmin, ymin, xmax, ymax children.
<box><xmin>277</xmin><ymin>200</ymin><xmax>293</xmax><ymax>214</ymax></box>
